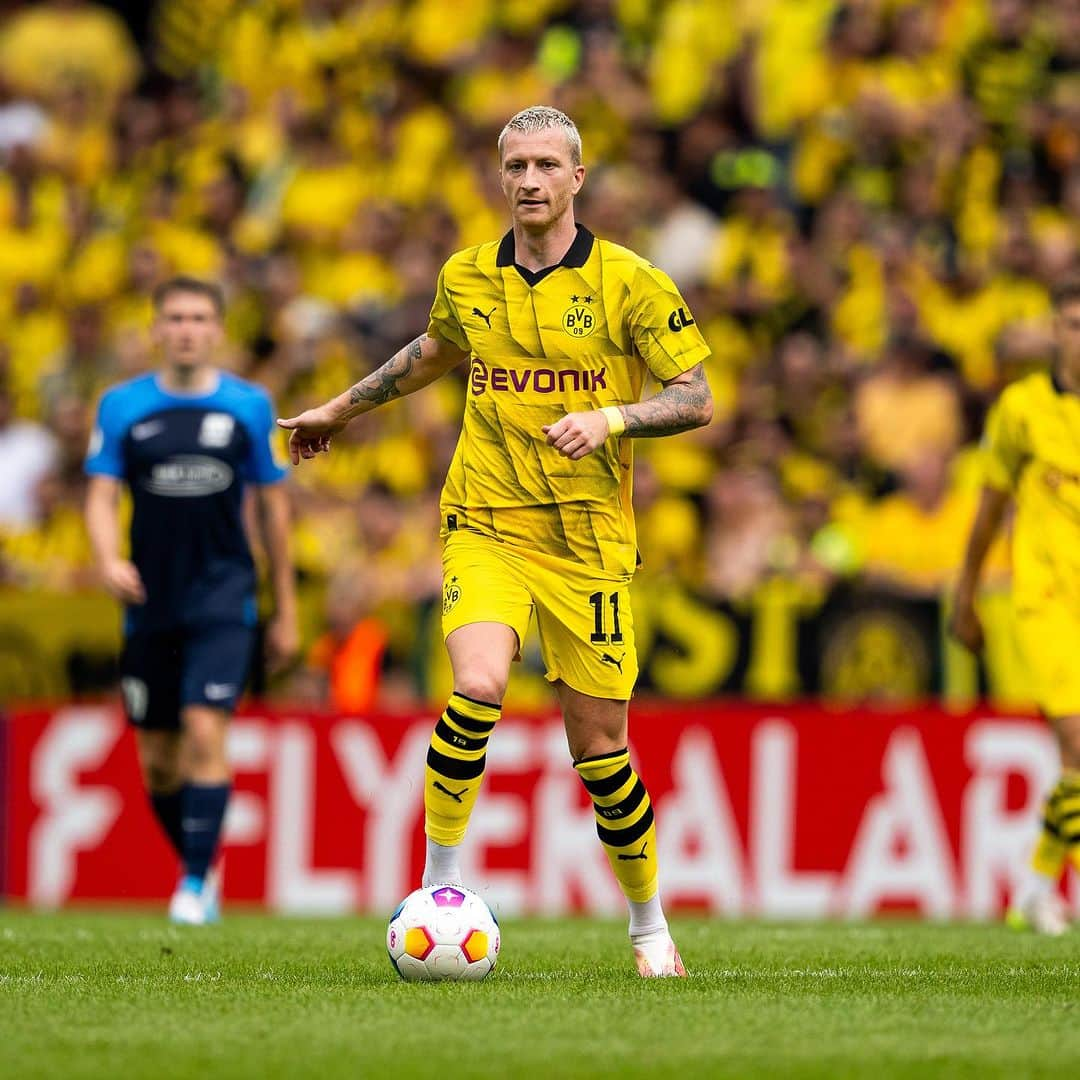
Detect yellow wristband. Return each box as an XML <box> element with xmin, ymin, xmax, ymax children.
<box><xmin>600</xmin><ymin>406</ymin><xmax>625</xmax><ymax>437</ymax></box>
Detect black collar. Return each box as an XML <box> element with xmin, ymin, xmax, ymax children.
<box><xmin>496</xmin><ymin>224</ymin><xmax>594</xmax><ymax>285</ymax></box>
<box><xmin>1051</xmin><ymin>368</ymin><xmax>1079</xmax><ymax>396</ymax></box>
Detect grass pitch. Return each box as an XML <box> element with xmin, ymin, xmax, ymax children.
<box><xmin>1</xmin><ymin>912</ymin><xmax>1079</xmax><ymax>1079</ymax></box>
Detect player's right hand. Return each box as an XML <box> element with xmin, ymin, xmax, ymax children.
<box><xmin>101</xmin><ymin>558</ymin><xmax>146</xmax><ymax>604</ymax></box>
<box><xmin>948</xmin><ymin>598</ymin><xmax>984</xmax><ymax>654</ymax></box>
<box><xmin>276</xmin><ymin>405</ymin><xmax>348</xmax><ymax>464</ymax></box>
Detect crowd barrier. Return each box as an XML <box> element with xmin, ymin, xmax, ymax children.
<box><xmin>0</xmin><ymin>581</ymin><xmax>1031</xmax><ymax>706</ymax></box>
<box><xmin>2</xmin><ymin>702</ymin><xmax>1070</xmax><ymax>918</ymax></box>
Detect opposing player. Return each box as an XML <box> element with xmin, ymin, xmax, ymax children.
<box><xmin>951</xmin><ymin>277</ymin><xmax>1080</xmax><ymax>935</ymax></box>
<box><xmin>85</xmin><ymin>276</ymin><xmax>298</xmax><ymax>924</ymax></box>
<box><xmin>279</xmin><ymin>106</ymin><xmax>712</xmax><ymax>976</ymax></box>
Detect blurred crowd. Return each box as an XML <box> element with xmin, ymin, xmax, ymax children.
<box><xmin>1</xmin><ymin>0</ymin><xmax>1072</xmax><ymax>703</ymax></box>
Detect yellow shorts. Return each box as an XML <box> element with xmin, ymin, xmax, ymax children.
<box><xmin>441</xmin><ymin>529</ymin><xmax>638</xmax><ymax>700</ymax></box>
<box><xmin>1014</xmin><ymin>597</ymin><xmax>1080</xmax><ymax>717</ymax></box>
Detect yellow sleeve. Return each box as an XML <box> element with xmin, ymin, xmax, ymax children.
<box><xmin>426</xmin><ymin>262</ymin><xmax>469</xmax><ymax>352</ymax></box>
<box><xmin>981</xmin><ymin>389</ymin><xmax>1027</xmax><ymax>492</ymax></box>
<box><xmin>628</xmin><ymin>265</ymin><xmax>712</xmax><ymax>381</ymax></box>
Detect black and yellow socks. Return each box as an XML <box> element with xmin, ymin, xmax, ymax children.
<box><xmin>424</xmin><ymin>706</ymin><xmax>669</xmax><ymax>936</ymax></box>
<box><xmin>1013</xmin><ymin>776</ymin><xmax>1070</xmax><ymax>921</ymax></box>
<box><xmin>424</xmin><ymin>692</ymin><xmax>500</xmax><ymax>847</ymax></box>
<box><xmin>574</xmin><ymin>747</ymin><xmax>660</xmax><ymax>905</ymax></box>
<box><xmin>1050</xmin><ymin>771</ymin><xmax>1080</xmax><ymax>873</ymax></box>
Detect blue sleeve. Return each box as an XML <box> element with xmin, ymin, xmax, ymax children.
<box><xmin>245</xmin><ymin>389</ymin><xmax>289</xmax><ymax>485</ymax></box>
<box><xmin>85</xmin><ymin>390</ymin><xmax>127</xmax><ymax>478</ymax></box>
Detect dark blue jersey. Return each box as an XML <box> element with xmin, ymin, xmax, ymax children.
<box><xmin>85</xmin><ymin>371</ymin><xmax>288</xmax><ymax>633</ymax></box>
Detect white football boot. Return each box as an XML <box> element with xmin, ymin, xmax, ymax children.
<box><xmin>201</xmin><ymin>862</ymin><xmax>222</xmax><ymax>924</ymax></box>
<box><xmin>632</xmin><ymin>932</ymin><xmax>688</xmax><ymax>977</ymax></box>
<box><xmin>1007</xmin><ymin>892</ymin><xmax>1069</xmax><ymax>936</ymax></box>
<box><xmin>168</xmin><ymin>876</ymin><xmax>207</xmax><ymax>926</ymax></box>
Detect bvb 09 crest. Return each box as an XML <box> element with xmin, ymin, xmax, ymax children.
<box><xmin>562</xmin><ymin>296</ymin><xmax>597</xmax><ymax>337</ymax></box>
<box><xmin>443</xmin><ymin>575</ymin><xmax>462</xmax><ymax>614</ymax></box>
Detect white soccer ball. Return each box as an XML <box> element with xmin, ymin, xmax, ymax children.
<box><xmin>386</xmin><ymin>885</ymin><xmax>500</xmax><ymax>982</ymax></box>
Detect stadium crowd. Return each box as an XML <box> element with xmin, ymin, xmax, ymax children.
<box><xmin>0</xmin><ymin>0</ymin><xmax>1074</xmax><ymax>704</ymax></box>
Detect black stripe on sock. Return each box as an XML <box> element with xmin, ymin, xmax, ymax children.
<box><xmin>434</xmin><ymin>718</ymin><xmax>488</xmax><ymax>753</ymax></box>
<box><xmin>580</xmin><ymin>763</ymin><xmax>633</xmax><ymax>798</ymax></box>
<box><xmin>1057</xmin><ymin>809</ymin><xmax>1080</xmax><ymax>827</ymax></box>
<box><xmin>445</xmin><ymin>705</ymin><xmax>497</xmax><ymax>734</ymax></box>
<box><xmin>452</xmin><ymin>691</ymin><xmax>502</xmax><ymax>711</ymax></box>
<box><xmin>1042</xmin><ymin>816</ymin><xmax>1062</xmax><ymax>838</ymax></box>
<box><xmin>596</xmin><ymin>804</ymin><xmax>654</xmax><ymax>848</ymax></box>
<box><xmin>594</xmin><ymin>778</ymin><xmax>647</xmax><ymax>821</ymax></box>
<box><xmin>426</xmin><ymin>746</ymin><xmax>487</xmax><ymax>781</ymax></box>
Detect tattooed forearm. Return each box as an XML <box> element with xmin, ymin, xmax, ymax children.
<box><xmin>620</xmin><ymin>363</ymin><xmax>713</xmax><ymax>437</ymax></box>
<box><xmin>347</xmin><ymin>336</ymin><xmax>424</xmax><ymax>410</ymax></box>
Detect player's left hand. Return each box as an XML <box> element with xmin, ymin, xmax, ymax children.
<box><xmin>542</xmin><ymin>410</ymin><xmax>612</xmax><ymax>460</ymax></box>
<box><xmin>265</xmin><ymin>613</ymin><xmax>301</xmax><ymax>674</ymax></box>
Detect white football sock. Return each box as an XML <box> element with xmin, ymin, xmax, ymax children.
<box><xmin>1015</xmin><ymin>868</ymin><xmax>1055</xmax><ymax>910</ymax></box>
<box><xmin>628</xmin><ymin>893</ymin><xmax>668</xmax><ymax>943</ymax></box>
<box><xmin>422</xmin><ymin>837</ymin><xmax>463</xmax><ymax>888</ymax></box>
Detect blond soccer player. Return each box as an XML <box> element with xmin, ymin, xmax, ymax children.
<box><xmin>279</xmin><ymin>106</ymin><xmax>712</xmax><ymax>976</ymax></box>
<box><xmin>952</xmin><ymin>278</ymin><xmax>1080</xmax><ymax>935</ymax></box>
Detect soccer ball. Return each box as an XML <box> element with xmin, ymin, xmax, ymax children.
<box><xmin>386</xmin><ymin>884</ymin><xmax>500</xmax><ymax>982</ymax></box>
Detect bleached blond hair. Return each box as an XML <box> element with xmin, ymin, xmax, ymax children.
<box><xmin>498</xmin><ymin>105</ymin><xmax>582</xmax><ymax>166</ymax></box>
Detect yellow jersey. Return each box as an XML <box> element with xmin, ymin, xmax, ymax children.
<box><xmin>427</xmin><ymin>225</ymin><xmax>710</xmax><ymax>576</ymax></box>
<box><xmin>983</xmin><ymin>370</ymin><xmax>1080</xmax><ymax>605</ymax></box>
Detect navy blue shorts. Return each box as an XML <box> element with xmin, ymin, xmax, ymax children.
<box><xmin>119</xmin><ymin>623</ymin><xmax>255</xmax><ymax>729</ymax></box>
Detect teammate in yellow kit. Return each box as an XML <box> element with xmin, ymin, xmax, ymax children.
<box><xmin>279</xmin><ymin>106</ymin><xmax>712</xmax><ymax>976</ymax></box>
<box><xmin>952</xmin><ymin>278</ymin><xmax>1080</xmax><ymax>935</ymax></box>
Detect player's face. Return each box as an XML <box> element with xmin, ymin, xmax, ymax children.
<box><xmin>153</xmin><ymin>292</ymin><xmax>223</xmax><ymax>368</ymax></box>
<box><xmin>500</xmin><ymin>129</ymin><xmax>585</xmax><ymax>232</ymax></box>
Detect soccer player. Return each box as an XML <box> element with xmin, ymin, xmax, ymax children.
<box><xmin>279</xmin><ymin>106</ymin><xmax>712</xmax><ymax>976</ymax></box>
<box><xmin>85</xmin><ymin>276</ymin><xmax>298</xmax><ymax>924</ymax></box>
<box><xmin>951</xmin><ymin>277</ymin><xmax>1080</xmax><ymax>935</ymax></box>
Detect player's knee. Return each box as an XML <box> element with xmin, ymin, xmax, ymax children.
<box><xmin>143</xmin><ymin>759</ymin><xmax>180</xmax><ymax>793</ymax></box>
<box><xmin>567</xmin><ymin>731</ymin><xmax>623</xmax><ymax>762</ymax></box>
<box><xmin>560</xmin><ymin>691</ymin><xmax>628</xmax><ymax>762</ymax></box>
<box><xmin>136</xmin><ymin>734</ymin><xmax>181</xmax><ymax>792</ymax></box>
<box><xmin>181</xmin><ymin>710</ymin><xmax>227</xmax><ymax>774</ymax></box>
<box><xmin>185</xmin><ymin>732</ymin><xmax>225</xmax><ymax>773</ymax></box>
<box><xmin>453</xmin><ymin>670</ymin><xmax>507</xmax><ymax>706</ymax></box>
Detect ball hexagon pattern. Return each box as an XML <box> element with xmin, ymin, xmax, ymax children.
<box><xmin>386</xmin><ymin>885</ymin><xmax>500</xmax><ymax>982</ymax></box>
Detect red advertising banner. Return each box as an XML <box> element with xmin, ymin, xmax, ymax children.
<box><xmin>2</xmin><ymin>703</ymin><xmax>1073</xmax><ymax>918</ymax></box>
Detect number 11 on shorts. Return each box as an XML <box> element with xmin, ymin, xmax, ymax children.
<box><xmin>589</xmin><ymin>591</ymin><xmax>624</xmax><ymax>644</ymax></box>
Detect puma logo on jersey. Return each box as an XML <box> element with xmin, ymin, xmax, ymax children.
<box><xmin>618</xmin><ymin>842</ymin><xmax>649</xmax><ymax>862</ymax></box>
<box><xmin>472</xmin><ymin>306</ymin><xmax>496</xmax><ymax>329</ymax></box>
<box><xmin>600</xmin><ymin>651</ymin><xmax>625</xmax><ymax>673</ymax></box>
<box><xmin>433</xmin><ymin>781</ymin><xmax>469</xmax><ymax>803</ymax></box>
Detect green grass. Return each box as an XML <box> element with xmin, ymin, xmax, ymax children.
<box><xmin>2</xmin><ymin>912</ymin><xmax>1080</xmax><ymax>1079</ymax></box>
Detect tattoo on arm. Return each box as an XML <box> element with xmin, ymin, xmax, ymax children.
<box><xmin>621</xmin><ymin>364</ymin><xmax>712</xmax><ymax>437</ymax></box>
<box><xmin>348</xmin><ymin>336</ymin><xmax>424</xmax><ymax>408</ymax></box>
